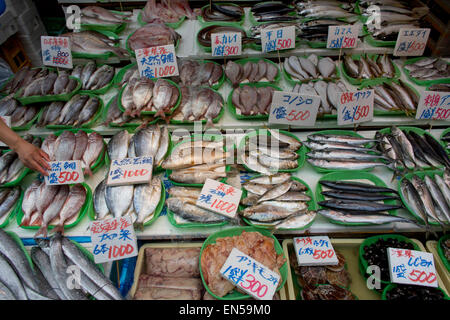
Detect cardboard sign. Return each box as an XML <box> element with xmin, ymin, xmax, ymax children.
<box><xmin>90</xmin><ymin>216</ymin><xmax>138</xmax><ymax>264</ymax></box>
<box><xmin>268</xmin><ymin>91</ymin><xmax>320</xmax><ymax>126</ymax></box>
<box><xmin>387</xmin><ymin>248</ymin><xmax>438</xmax><ymax>288</ymax></box>
<box><xmin>327</xmin><ymin>25</ymin><xmax>359</xmax><ymax>49</ymax></box>
<box><xmin>135</xmin><ymin>44</ymin><xmax>179</xmax><ymax>79</ymax></box>
<box><xmin>44</xmin><ymin>160</ymin><xmax>84</xmax><ymax>185</ymax></box>
<box><xmin>394</xmin><ymin>28</ymin><xmax>430</xmax><ymax>56</ymax></box>
<box><xmin>220</xmin><ymin>248</ymin><xmax>280</xmax><ymax>300</ymax></box>
<box><xmin>337</xmin><ymin>89</ymin><xmax>374</xmax><ymax>125</ymax></box>
<box><xmin>211</xmin><ymin>32</ymin><xmax>242</xmax><ymax>57</ymax></box>
<box><xmin>41</xmin><ymin>36</ymin><xmax>73</xmax><ymax>69</ymax></box>
<box><xmin>261</xmin><ymin>26</ymin><xmax>296</xmax><ymax>53</ymax></box>
<box><xmin>0</xmin><ymin>116</ymin><xmax>11</xmax><ymax>147</ymax></box>
<box><xmin>196</xmin><ymin>178</ymin><xmax>242</xmax><ymax>219</ymax></box>
<box><xmin>293</xmin><ymin>236</ymin><xmax>338</xmax><ymax>266</ymax></box>
<box><xmin>415</xmin><ymin>91</ymin><xmax>450</xmax><ymax>121</ymax></box>
<box><xmin>107</xmin><ymin>156</ymin><xmax>153</xmax><ymax>186</ymax></box>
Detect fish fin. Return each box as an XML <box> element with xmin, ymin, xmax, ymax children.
<box><xmin>20</xmin><ymin>216</ymin><xmax>31</xmax><ymax>227</ymax></box>
<box><xmin>83</xmin><ymin>167</ymin><xmax>94</xmax><ymax>178</ymax></box>
<box><xmin>34</xmin><ymin>225</ymin><xmax>48</xmax><ymax>239</ymax></box>
<box><xmin>52</xmin><ymin>224</ymin><xmax>65</xmax><ymax>235</ymax></box>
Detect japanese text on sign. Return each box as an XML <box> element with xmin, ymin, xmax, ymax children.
<box><xmin>261</xmin><ymin>26</ymin><xmax>296</xmax><ymax>53</ymax></box>
<box><xmin>44</xmin><ymin>160</ymin><xmax>84</xmax><ymax>185</ymax></box>
<box><xmin>41</xmin><ymin>36</ymin><xmax>72</xmax><ymax>69</ymax></box>
<box><xmin>268</xmin><ymin>91</ymin><xmax>320</xmax><ymax>126</ymax></box>
<box><xmin>220</xmin><ymin>248</ymin><xmax>280</xmax><ymax>300</ymax></box>
<box><xmin>90</xmin><ymin>216</ymin><xmax>138</xmax><ymax>264</ymax></box>
<box><xmin>293</xmin><ymin>236</ymin><xmax>338</xmax><ymax>266</ymax></box>
<box><xmin>107</xmin><ymin>156</ymin><xmax>153</xmax><ymax>186</ymax></box>
<box><xmin>387</xmin><ymin>248</ymin><xmax>438</xmax><ymax>288</ymax></box>
<box><xmin>211</xmin><ymin>32</ymin><xmax>242</xmax><ymax>57</ymax></box>
<box><xmin>327</xmin><ymin>25</ymin><xmax>359</xmax><ymax>49</ymax></box>
<box><xmin>135</xmin><ymin>44</ymin><xmax>179</xmax><ymax>79</ymax></box>
<box><xmin>196</xmin><ymin>178</ymin><xmax>242</xmax><ymax>219</ymax></box>
<box><xmin>337</xmin><ymin>90</ymin><xmax>374</xmax><ymax>125</ymax></box>
<box><xmin>416</xmin><ymin>91</ymin><xmax>450</xmax><ymax>121</ymax></box>
<box><xmin>394</xmin><ymin>28</ymin><xmax>430</xmax><ymax>57</ymax></box>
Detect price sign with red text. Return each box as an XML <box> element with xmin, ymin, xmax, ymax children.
<box><xmin>135</xmin><ymin>44</ymin><xmax>179</xmax><ymax>79</ymax></box>
<box><xmin>327</xmin><ymin>25</ymin><xmax>359</xmax><ymax>49</ymax></box>
<box><xmin>196</xmin><ymin>178</ymin><xmax>242</xmax><ymax>219</ymax></box>
<box><xmin>220</xmin><ymin>248</ymin><xmax>280</xmax><ymax>300</ymax></box>
<box><xmin>90</xmin><ymin>216</ymin><xmax>138</xmax><ymax>264</ymax></box>
<box><xmin>394</xmin><ymin>28</ymin><xmax>430</xmax><ymax>56</ymax></box>
<box><xmin>44</xmin><ymin>160</ymin><xmax>84</xmax><ymax>185</ymax></box>
<box><xmin>211</xmin><ymin>32</ymin><xmax>242</xmax><ymax>57</ymax></box>
<box><xmin>415</xmin><ymin>91</ymin><xmax>450</xmax><ymax>121</ymax></box>
<box><xmin>107</xmin><ymin>156</ymin><xmax>153</xmax><ymax>186</ymax></box>
<box><xmin>41</xmin><ymin>36</ymin><xmax>72</xmax><ymax>69</ymax></box>
<box><xmin>0</xmin><ymin>116</ymin><xmax>11</xmax><ymax>147</ymax></box>
<box><xmin>261</xmin><ymin>26</ymin><xmax>296</xmax><ymax>53</ymax></box>
<box><xmin>293</xmin><ymin>236</ymin><xmax>338</xmax><ymax>266</ymax></box>
<box><xmin>268</xmin><ymin>91</ymin><xmax>320</xmax><ymax>126</ymax></box>
<box><xmin>387</xmin><ymin>248</ymin><xmax>438</xmax><ymax>288</ymax></box>
<box><xmin>337</xmin><ymin>89</ymin><xmax>374</xmax><ymax>125</ymax></box>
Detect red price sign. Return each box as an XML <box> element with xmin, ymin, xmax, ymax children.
<box><xmin>327</xmin><ymin>25</ymin><xmax>359</xmax><ymax>49</ymax></box>
<box><xmin>262</xmin><ymin>26</ymin><xmax>296</xmax><ymax>53</ymax></box>
<box><xmin>107</xmin><ymin>156</ymin><xmax>153</xmax><ymax>186</ymax></box>
<box><xmin>41</xmin><ymin>36</ymin><xmax>72</xmax><ymax>69</ymax></box>
<box><xmin>135</xmin><ymin>44</ymin><xmax>179</xmax><ymax>79</ymax></box>
<box><xmin>211</xmin><ymin>32</ymin><xmax>242</xmax><ymax>57</ymax></box>
<box><xmin>45</xmin><ymin>160</ymin><xmax>84</xmax><ymax>186</ymax></box>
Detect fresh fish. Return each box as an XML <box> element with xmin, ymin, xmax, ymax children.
<box><xmin>241</xmin><ymin>204</ymin><xmax>305</xmax><ymax>222</ymax></box>
<box><xmin>93</xmin><ymin>179</ymin><xmax>110</xmax><ymax>220</ymax></box>
<box><xmin>435</xmin><ymin>174</ymin><xmax>450</xmax><ymax>208</ymax></box>
<box><xmin>243</xmin><ymin>183</ymin><xmax>273</xmax><ymax>196</ymax></box>
<box><xmin>274</xmin><ymin>211</ymin><xmax>316</xmax><ymax>229</ymax></box>
<box><xmin>168</xmin><ymin>187</ymin><xmax>202</xmax><ymax>199</ymax></box>
<box><xmin>53</xmin><ymin>73</ymin><xmax>69</xmax><ymax>95</ymax></box>
<box><xmin>81</xmin><ymin>62</ymin><xmax>96</xmax><ymax>89</ymax></box>
<box><xmin>258</xmin><ymin>180</ymin><xmax>293</xmax><ymax>203</ymax></box>
<box><xmin>318</xmin><ymin>199</ymin><xmax>402</xmax><ymax>212</ymax></box>
<box><xmin>63</xmin><ymin>31</ymin><xmax>129</xmax><ymax>59</ymax></box>
<box><xmin>169</xmin><ymin>168</ymin><xmax>226</xmax><ymax>184</ymax></box>
<box><xmin>410</xmin><ymin>175</ymin><xmax>446</xmax><ymax>226</ymax></box>
<box><xmin>134</xmin><ymin>177</ymin><xmax>162</xmax><ymax>230</ymax></box>
<box><xmin>108</xmin><ymin>130</ymin><xmax>131</xmax><ymax>160</ymax></box>
<box><xmin>307</xmin><ymin>158</ymin><xmax>390</xmax><ymax>171</ymax></box>
<box><xmin>105</xmin><ymin>185</ymin><xmax>134</xmax><ymax>218</ymax></box>
<box><xmin>274</xmin><ymin>191</ymin><xmax>311</xmax><ymax>202</ymax></box>
<box><xmin>167</xmin><ymin>197</ymin><xmax>227</xmax><ymax>223</ymax></box>
<box><xmin>82</xmin><ymin>132</ymin><xmax>104</xmax><ymax>175</ymax></box>
<box><xmin>154</xmin><ymin>126</ymin><xmax>169</xmax><ymax>166</ymax></box>
<box><xmin>53</xmin><ymin>185</ymin><xmax>86</xmax><ymax>234</ymax></box>
<box><xmin>0</xmin><ymin>187</ymin><xmax>20</xmax><ymax>219</ymax></box>
<box><xmin>319</xmin><ymin>180</ymin><xmax>397</xmax><ymax>194</ymax></box>
<box><xmin>244</xmin><ymin>173</ymin><xmax>291</xmax><ymax>185</ymax></box>
<box><xmin>307</xmin><ymin>134</ymin><xmax>377</xmax><ymax>145</ymax></box>
<box><xmin>322</xmin><ymin>190</ymin><xmax>399</xmax><ymax>201</ymax></box>
<box><xmin>318</xmin><ymin>209</ymin><xmax>419</xmax><ymax>225</ymax></box>
<box><xmin>35</xmin><ymin>184</ymin><xmax>60</xmax><ymax>221</ymax></box>
<box><xmin>75</xmin><ymin>96</ymin><xmax>99</xmax><ymax>126</ymax></box>
<box><xmin>54</xmin><ymin>131</ymin><xmax>76</xmax><ymax>161</ymax></box>
<box><xmin>0</xmin><ymin>251</ymin><xmax>28</xmax><ymax>300</ymax></box>
<box><xmin>307</xmin><ymin>149</ymin><xmax>388</xmax><ymax>161</ymax></box>
<box><xmin>35</xmin><ymin>185</ymin><xmax>70</xmax><ymax>238</ymax></box>
<box><xmin>424</xmin><ymin>175</ymin><xmax>450</xmax><ymax>223</ymax></box>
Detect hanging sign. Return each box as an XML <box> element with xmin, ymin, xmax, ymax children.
<box><xmin>261</xmin><ymin>26</ymin><xmax>296</xmax><ymax>53</ymax></box>
<box><xmin>106</xmin><ymin>156</ymin><xmax>153</xmax><ymax>186</ymax></box>
<box><xmin>327</xmin><ymin>25</ymin><xmax>359</xmax><ymax>49</ymax></box>
<box><xmin>393</xmin><ymin>28</ymin><xmax>430</xmax><ymax>56</ymax></box>
<box><xmin>211</xmin><ymin>32</ymin><xmax>242</xmax><ymax>57</ymax></box>
<box><xmin>135</xmin><ymin>44</ymin><xmax>179</xmax><ymax>79</ymax></box>
<box><xmin>41</xmin><ymin>36</ymin><xmax>73</xmax><ymax>69</ymax></box>
<box><xmin>268</xmin><ymin>91</ymin><xmax>320</xmax><ymax>126</ymax></box>
<box><xmin>337</xmin><ymin>89</ymin><xmax>374</xmax><ymax>125</ymax></box>
<box><xmin>293</xmin><ymin>236</ymin><xmax>338</xmax><ymax>266</ymax></box>
<box><xmin>415</xmin><ymin>91</ymin><xmax>450</xmax><ymax>121</ymax></box>
<box><xmin>44</xmin><ymin>160</ymin><xmax>84</xmax><ymax>185</ymax></box>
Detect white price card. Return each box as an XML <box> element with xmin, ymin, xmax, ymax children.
<box><xmin>337</xmin><ymin>90</ymin><xmax>374</xmax><ymax>125</ymax></box>
<box><xmin>90</xmin><ymin>216</ymin><xmax>138</xmax><ymax>264</ymax></box>
<box><xmin>261</xmin><ymin>26</ymin><xmax>296</xmax><ymax>53</ymax></box>
<box><xmin>44</xmin><ymin>160</ymin><xmax>84</xmax><ymax>185</ymax></box>
<box><xmin>106</xmin><ymin>156</ymin><xmax>153</xmax><ymax>186</ymax></box>
<box><xmin>387</xmin><ymin>248</ymin><xmax>438</xmax><ymax>288</ymax></box>
<box><xmin>0</xmin><ymin>116</ymin><xmax>10</xmax><ymax>147</ymax></box>
<box><xmin>394</xmin><ymin>28</ymin><xmax>430</xmax><ymax>57</ymax></box>
<box><xmin>196</xmin><ymin>178</ymin><xmax>242</xmax><ymax>219</ymax></box>
<box><xmin>327</xmin><ymin>25</ymin><xmax>359</xmax><ymax>49</ymax></box>
<box><xmin>211</xmin><ymin>32</ymin><xmax>242</xmax><ymax>57</ymax></box>
<box><xmin>41</xmin><ymin>36</ymin><xmax>73</xmax><ymax>69</ymax></box>
<box><xmin>220</xmin><ymin>248</ymin><xmax>280</xmax><ymax>300</ymax></box>
<box><xmin>415</xmin><ymin>91</ymin><xmax>450</xmax><ymax>121</ymax></box>
<box><xmin>135</xmin><ymin>44</ymin><xmax>179</xmax><ymax>79</ymax></box>
<box><xmin>293</xmin><ymin>236</ymin><xmax>338</xmax><ymax>266</ymax></box>
<box><xmin>268</xmin><ymin>91</ymin><xmax>320</xmax><ymax>126</ymax></box>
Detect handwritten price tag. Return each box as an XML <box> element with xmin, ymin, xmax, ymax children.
<box><xmin>394</xmin><ymin>28</ymin><xmax>430</xmax><ymax>56</ymax></box>
<box><xmin>90</xmin><ymin>216</ymin><xmax>138</xmax><ymax>264</ymax></box>
<box><xmin>268</xmin><ymin>91</ymin><xmax>320</xmax><ymax>126</ymax></box>
<box><xmin>196</xmin><ymin>178</ymin><xmax>242</xmax><ymax>219</ymax></box>
<box><xmin>293</xmin><ymin>236</ymin><xmax>338</xmax><ymax>266</ymax></box>
<box><xmin>261</xmin><ymin>26</ymin><xmax>296</xmax><ymax>53</ymax></box>
<box><xmin>387</xmin><ymin>248</ymin><xmax>438</xmax><ymax>288</ymax></box>
<box><xmin>44</xmin><ymin>160</ymin><xmax>84</xmax><ymax>185</ymax></box>
<box><xmin>220</xmin><ymin>248</ymin><xmax>280</xmax><ymax>300</ymax></box>
<box><xmin>41</xmin><ymin>36</ymin><xmax>72</xmax><ymax>69</ymax></box>
<box><xmin>135</xmin><ymin>44</ymin><xmax>179</xmax><ymax>79</ymax></box>
<box><xmin>337</xmin><ymin>90</ymin><xmax>374</xmax><ymax>125</ymax></box>
<box><xmin>107</xmin><ymin>156</ymin><xmax>153</xmax><ymax>186</ymax></box>
<box><xmin>327</xmin><ymin>25</ymin><xmax>359</xmax><ymax>49</ymax></box>
<box><xmin>415</xmin><ymin>91</ymin><xmax>450</xmax><ymax>121</ymax></box>
<box><xmin>211</xmin><ymin>32</ymin><xmax>242</xmax><ymax>57</ymax></box>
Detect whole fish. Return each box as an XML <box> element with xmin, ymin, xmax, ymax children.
<box><xmin>0</xmin><ymin>187</ymin><xmax>20</xmax><ymax>219</ymax></box>
<box><xmin>258</xmin><ymin>153</ymin><xmax>298</xmax><ymax>170</ymax></box>
<box><xmin>73</xmin><ymin>130</ymin><xmax>88</xmax><ymax>161</ymax></box>
<box><xmin>435</xmin><ymin>174</ymin><xmax>450</xmax><ymax>208</ymax></box>
<box><xmin>307</xmin><ymin>134</ymin><xmax>377</xmax><ymax>145</ymax></box>
<box><xmin>401</xmin><ymin>178</ymin><xmax>430</xmax><ymax>227</ymax></box>
<box><xmin>35</xmin><ymin>184</ymin><xmax>60</xmax><ymax>220</ymax></box>
<box><xmin>322</xmin><ymin>190</ymin><xmax>399</xmax><ymax>201</ymax></box>
<box><xmin>133</xmin><ymin>177</ymin><xmax>162</xmax><ymax>230</ymax></box>
<box><xmin>241</xmin><ymin>204</ymin><xmax>304</xmax><ymax>222</ymax></box>
<box><xmin>318</xmin><ymin>199</ymin><xmax>402</xmax><ymax>212</ymax></box>
<box><xmin>307</xmin><ymin>158</ymin><xmax>391</xmax><ymax>171</ymax></box>
<box><xmin>274</xmin><ymin>211</ymin><xmax>316</xmax><ymax>230</ymax></box>
<box><xmin>307</xmin><ymin>149</ymin><xmax>388</xmax><ymax>161</ymax></box>
<box><xmin>53</xmin><ymin>185</ymin><xmax>86</xmax><ymax>234</ymax></box>
<box><xmin>268</xmin><ymin>128</ymin><xmax>302</xmax><ymax>150</ymax></box>
<box><xmin>319</xmin><ymin>180</ymin><xmax>397</xmax><ymax>194</ymax></box>
<box><xmin>424</xmin><ymin>175</ymin><xmax>450</xmax><ymax>223</ymax></box>
<box><xmin>82</xmin><ymin>132</ymin><xmax>104</xmax><ymax>175</ymax></box>
<box><xmin>168</xmin><ymin>186</ymin><xmax>202</xmax><ymax>199</ymax></box>
<box><xmin>410</xmin><ymin>176</ymin><xmax>446</xmax><ymax>226</ymax></box>
<box><xmin>167</xmin><ymin>197</ymin><xmax>227</xmax><ymax>223</ymax></box>
<box><xmin>154</xmin><ymin>126</ymin><xmax>169</xmax><ymax>166</ymax></box>
<box><xmin>35</xmin><ymin>185</ymin><xmax>70</xmax><ymax>238</ymax></box>
<box><xmin>243</xmin><ymin>183</ymin><xmax>273</xmax><ymax>196</ymax></box>
<box><xmin>318</xmin><ymin>209</ymin><xmax>419</xmax><ymax>225</ymax></box>
<box><xmin>258</xmin><ymin>180</ymin><xmax>293</xmax><ymax>203</ymax></box>
<box><xmin>391</xmin><ymin>127</ymin><xmax>417</xmax><ymax>166</ymax></box>
<box><xmin>54</xmin><ymin>131</ymin><xmax>76</xmax><ymax>161</ymax></box>
<box><xmin>93</xmin><ymin>179</ymin><xmax>110</xmax><ymax>220</ymax></box>
<box><xmin>107</xmin><ymin>130</ymin><xmax>130</xmax><ymax>160</ymax></box>
<box><xmin>81</xmin><ymin>62</ymin><xmax>96</xmax><ymax>89</ymax></box>
<box><xmin>0</xmin><ymin>251</ymin><xmax>28</xmax><ymax>300</ymax></box>
<box><xmin>75</xmin><ymin>96</ymin><xmax>99</xmax><ymax>126</ymax></box>
<box><xmin>169</xmin><ymin>169</ymin><xmax>226</xmax><ymax>184</ymax></box>
<box><xmin>105</xmin><ymin>185</ymin><xmax>134</xmax><ymax>218</ymax></box>
<box><xmin>244</xmin><ymin>173</ymin><xmax>291</xmax><ymax>185</ymax></box>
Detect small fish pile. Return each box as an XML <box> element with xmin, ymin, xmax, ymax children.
<box><xmin>80</xmin><ymin>6</ymin><xmax>131</xmax><ymax>25</ymax></box>
<box><xmin>176</xmin><ymin>59</ymin><xmax>223</xmax><ymax>87</ymax></box>
<box><xmin>0</xmin><ymin>96</ymin><xmax>40</xmax><ymax>128</ymax></box>
<box><xmin>241</xmin><ymin>129</ymin><xmax>302</xmax><ymax>174</ymax></box>
<box><xmin>128</xmin><ymin>22</ymin><xmax>181</xmax><ymax>52</ymax></box>
<box><xmin>365</xmin><ymin>80</ymin><xmax>418</xmax><ymax>114</ymax></box>
<box><xmin>71</xmin><ymin>62</ymin><xmax>115</xmax><ymax>91</ymax></box>
<box><xmin>141</xmin><ymin>0</ymin><xmax>196</xmax><ymax>23</ymax></box>
<box><xmin>343</xmin><ymin>54</ymin><xmax>396</xmax><ymax>80</ymax></box>
<box><xmin>317</xmin><ymin>180</ymin><xmax>408</xmax><ymax>225</ymax></box>
<box><xmin>197</xmin><ymin>25</ymin><xmax>252</xmax><ymax>48</ymax></box>
<box><xmin>231</xmin><ymin>85</ymin><xmax>275</xmax><ymax>116</ymax></box>
<box><xmin>305</xmin><ymin>133</ymin><xmax>390</xmax><ymax>171</ymax></box>
<box><xmin>295</xmin><ymin>19</ymin><xmax>355</xmax><ymax>43</ymax></box>
<box><xmin>21</xmin><ymin>181</ymin><xmax>87</xmax><ymax>237</ymax></box>
<box><xmin>240</xmin><ymin>173</ymin><xmax>316</xmax><ymax>229</ymax></box>
<box><xmin>428</xmin><ymin>83</ymin><xmax>450</xmax><ymax>92</ymax></box>
<box><xmin>295</xmin><ymin>0</ymin><xmax>358</xmax><ymax>21</ymax></box>
<box><xmin>0</xmin><ymin>187</ymin><xmax>20</xmax><ymax>223</ymax></box>
<box><xmin>201</xmin><ymin>3</ymin><xmax>243</xmax><ymax>22</ymax></box>
<box><xmin>17</xmin><ymin>69</ymin><xmax>78</xmax><ymax>98</ymax></box>
<box><xmin>0</xmin><ymin>134</ymin><xmax>41</xmax><ymax>184</ymax></box>
<box><xmin>404</xmin><ymin>58</ymin><xmax>450</xmax><ymax>82</ymax></box>
<box><xmin>291</xmin><ymin>80</ymin><xmax>349</xmax><ymax>115</ymax></box>
<box><xmin>224</xmin><ymin>59</ymin><xmax>279</xmax><ymax>87</ymax></box>
<box><xmin>251</xmin><ymin>2</ymin><xmax>298</xmax><ymax>23</ymax></box>
<box><xmin>284</xmin><ymin>54</ymin><xmax>337</xmax><ymax>82</ymax></box>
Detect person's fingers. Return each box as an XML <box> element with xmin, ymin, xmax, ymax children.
<box><xmin>29</xmin><ymin>158</ymin><xmax>48</xmax><ymax>176</ymax></box>
<box><xmin>33</xmin><ymin>153</ymin><xmax>50</xmax><ymax>173</ymax></box>
<box><xmin>38</xmin><ymin>149</ymin><xmax>51</xmax><ymax>162</ymax></box>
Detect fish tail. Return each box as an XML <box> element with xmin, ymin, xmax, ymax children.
<box><xmin>20</xmin><ymin>216</ymin><xmax>31</xmax><ymax>227</ymax></box>
<box><xmin>34</xmin><ymin>225</ymin><xmax>48</xmax><ymax>239</ymax></box>
<box><xmin>52</xmin><ymin>224</ymin><xmax>65</xmax><ymax>235</ymax></box>
<box><xmin>83</xmin><ymin>167</ymin><xmax>94</xmax><ymax>178</ymax></box>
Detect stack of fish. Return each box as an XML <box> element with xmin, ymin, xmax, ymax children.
<box><xmin>0</xmin><ymin>96</ymin><xmax>40</xmax><ymax>128</ymax></box>
<box><xmin>197</xmin><ymin>25</ymin><xmax>252</xmax><ymax>48</ymax></box>
<box><xmin>429</xmin><ymin>83</ymin><xmax>450</xmax><ymax>92</ymax></box>
<box><xmin>240</xmin><ymin>129</ymin><xmax>301</xmax><ymax>174</ymax></box>
<box><xmin>80</xmin><ymin>6</ymin><xmax>131</xmax><ymax>26</ymax></box>
<box><xmin>103</xmin><ymin>94</ymin><xmax>133</xmax><ymax>126</ymax></box>
<box><xmin>200</xmin><ymin>3</ymin><xmax>244</xmax><ymax>23</ymax></box>
<box><xmin>224</xmin><ymin>60</ymin><xmax>279</xmax><ymax>87</ymax></box>
<box><xmin>127</xmin><ymin>23</ymin><xmax>181</xmax><ymax>51</ymax></box>
<box><xmin>71</xmin><ymin>62</ymin><xmax>115</xmax><ymax>91</ymax></box>
<box><xmin>305</xmin><ymin>133</ymin><xmax>390</xmax><ymax>171</ymax></box>
<box><xmin>296</xmin><ymin>19</ymin><xmax>355</xmax><ymax>44</ymax></box>
<box><xmin>240</xmin><ymin>173</ymin><xmax>316</xmax><ymax>229</ymax></box>
<box><xmin>17</xmin><ymin>69</ymin><xmax>78</xmax><ymax>98</ymax></box>
<box><xmin>162</xmin><ymin>138</ymin><xmax>227</xmax><ymax>184</ymax></box>
<box><xmin>21</xmin><ymin>181</ymin><xmax>87</xmax><ymax>237</ymax></box>
<box><xmin>364</xmin><ymin>80</ymin><xmax>418</xmax><ymax>114</ymax></box>
<box><xmin>251</xmin><ymin>2</ymin><xmax>298</xmax><ymax>23</ymax></box>
<box><xmin>37</xmin><ymin>94</ymin><xmax>101</xmax><ymax>127</ymax></box>
<box><xmin>0</xmin><ymin>186</ymin><xmax>20</xmax><ymax>223</ymax></box>
<box><xmin>343</xmin><ymin>54</ymin><xmax>396</xmax><ymax>80</ymax></box>
<box><xmin>176</xmin><ymin>59</ymin><xmax>223</xmax><ymax>87</ymax></box>
<box><xmin>232</xmin><ymin>85</ymin><xmax>275</xmax><ymax>117</ymax></box>
<box><xmin>284</xmin><ymin>54</ymin><xmax>337</xmax><ymax>81</ymax></box>
<box><xmin>141</xmin><ymin>0</ymin><xmax>196</xmax><ymax>23</ymax></box>
<box><xmin>404</xmin><ymin>58</ymin><xmax>450</xmax><ymax>82</ymax></box>
<box><xmin>442</xmin><ymin>131</ymin><xmax>450</xmax><ymax>152</ymax></box>
<box><xmin>0</xmin><ymin>134</ymin><xmax>41</xmax><ymax>184</ymax></box>
<box><xmin>375</xmin><ymin>127</ymin><xmax>450</xmax><ymax>171</ymax></box>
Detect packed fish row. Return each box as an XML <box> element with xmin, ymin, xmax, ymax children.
<box><xmin>232</xmin><ymin>85</ymin><xmax>275</xmax><ymax>116</ymax></box>
<box><xmin>0</xmin><ymin>96</ymin><xmax>40</xmax><ymax>128</ymax></box>
<box><xmin>80</xmin><ymin>6</ymin><xmax>131</xmax><ymax>26</ymax></box>
<box><xmin>225</xmin><ymin>59</ymin><xmax>279</xmax><ymax>87</ymax></box>
<box><xmin>0</xmin><ymin>187</ymin><xmax>20</xmax><ymax>223</ymax></box>
<box><xmin>71</xmin><ymin>62</ymin><xmax>115</xmax><ymax>91</ymax></box>
<box><xmin>103</xmin><ymin>94</ymin><xmax>134</xmax><ymax>126</ymax></box>
<box><xmin>343</xmin><ymin>54</ymin><xmax>396</xmax><ymax>80</ymax></box>
<box><xmin>295</xmin><ymin>0</ymin><xmax>358</xmax><ymax>21</ymax></box>
<box><xmin>251</xmin><ymin>2</ymin><xmax>297</xmax><ymax>23</ymax></box>
<box><xmin>141</xmin><ymin>0</ymin><xmax>196</xmax><ymax>23</ymax></box>
<box><xmin>176</xmin><ymin>59</ymin><xmax>223</xmax><ymax>87</ymax></box>
<box><xmin>200</xmin><ymin>3</ymin><xmax>243</xmax><ymax>23</ymax></box>
<box><xmin>17</xmin><ymin>69</ymin><xmax>78</xmax><ymax>98</ymax></box>
<box><xmin>127</xmin><ymin>22</ymin><xmax>181</xmax><ymax>51</ymax></box>
<box><xmin>404</xmin><ymin>58</ymin><xmax>450</xmax><ymax>82</ymax></box>
<box><xmin>284</xmin><ymin>54</ymin><xmax>337</xmax><ymax>81</ymax></box>
<box><xmin>365</xmin><ymin>80</ymin><xmax>418</xmax><ymax>113</ymax></box>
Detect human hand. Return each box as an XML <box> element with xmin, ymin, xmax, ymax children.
<box><xmin>15</xmin><ymin>140</ymin><xmax>51</xmax><ymax>176</ymax></box>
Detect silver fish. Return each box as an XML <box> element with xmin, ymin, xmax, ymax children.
<box><xmin>93</xmin><ymin>179</ymin><xmax>110</xmax><ymax>220</ymax></box>
<box><xmin>258</xmin><ymin>180</ymin><xmax>293</xmax><ymax>203</ymax></box>
<box><xmin>133</xmin><ymin>177</ymin><xmax>162</xmax><ymax>230</ymax></box>
<box><xmin>274</xmin><ymin>211</ymin><xmax>316</xmax><ymax>230</ymax></box>
<box><xmin>105</xmin><ymin>185</ymin><xmax>134</xmax><ymax>218</ymax></box>
<box><xmin>167</xmin><ymin>197</ymin><xmax>227</xmax><ymax>223</ymax></box>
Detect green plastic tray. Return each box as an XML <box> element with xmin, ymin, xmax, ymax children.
<box><xmin>226</xmin><ymin>57</ymin><xmax>281</xmax><ymax>85</ymax></box>
<box><xmin>77</xmin><ymin>63</ymin><xmax>116</xmax><ymax>96</ymax></box>
<box><xmin>437</xmin><ymin>234</ymin><xmax>450</xmax><ymax>272</ymax></box>
<box><xmin>0</xmin><ymin>187</ymin><xmax>23</xmax><ymax>228</ymax></box>
<box><xmin>198</xmin><ymin>3</ymin><xmax>245</xmax><ymax>27</ymax></box>
<box><xmin>403</xmin><ymin>57</ymin><xmax>450</xmax><ymax>86</ymax></box>
<box><xmin>196</xmin><ymin>23</ymin><xmax>250</xmax><ymax>53</ymax></box>
<box><xmin>137</xmin><ymin>10</ymin><xmax>186</xmax><ymax>29</ymax></box>
<box><xmin>11</xmin><ymin>107</ymin><xmax>44</xmax><ymax>132</ymax></box>
<box><xmin>381</xmin><ymin>283</ymin><xmax>449</xmax><ymax>300</ymax></box>
<box><xmin>113</xmin><ymin>63</ymin><xmax>137</xmax><ymax>87</ymax></box>
<box><xmin>441</xmin><ymin>128</ymin><xmax>450</xmax><ymax>154</ymax></box>
<box><xmin>283</xmin><ymin>56</ymin><xmax>340</xmax><ymax>86</ymax></box>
